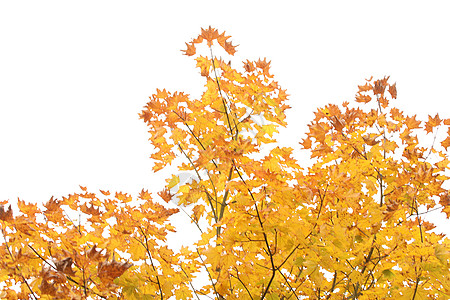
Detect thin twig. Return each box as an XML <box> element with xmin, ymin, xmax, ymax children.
<box><xmin>1</xmin><ymin>228</ymin><xmax>38</xmax><ymax>300</ymax></box>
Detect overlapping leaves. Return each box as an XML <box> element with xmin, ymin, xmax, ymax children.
<box><xmin>2</xmin><ymin>27</ymin><xmax>450</xmax><ymax>299</ymax></box>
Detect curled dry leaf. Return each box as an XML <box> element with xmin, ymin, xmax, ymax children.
<box><xmin>54</xmin><ymin>257</ymin><xmax>76</xmax><ymax>276</ymax></box>
<box><xmin>98</xmin><ymin>255</ymin><xmax>132</xmax><ymax>283</ymax></box>
<box><xmin>0</xmin><ymin>204</ymin><xmax>13</xmax><ymax>222</ymax></box>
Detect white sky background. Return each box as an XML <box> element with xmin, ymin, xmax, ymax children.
<box><xmin>1</xmin><ymin>1</ymin><xmax>450</xmax><ymax>243</ymax></box>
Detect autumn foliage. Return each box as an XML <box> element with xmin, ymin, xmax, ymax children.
<box><xmin>1</xmin><ymin>27</ymin><xmax>450</xmax><ymax>299</ymax></box>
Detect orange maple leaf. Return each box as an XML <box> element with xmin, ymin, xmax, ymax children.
<box><xmin>100</xmin><ymin>189</ymin><xmax>110</xmax><ymax>196</ymax></box>
<box><xmin>217</xmin><ymin>31</ymin><xmax>230</xmax><ymax>47</ymax></box>
<box><xmin>155</xmin><ymin>88</ymin><xmax>169</xmax><ymax>99</ymax></box>
<box><xmin>442</xmin><ymin>128</ymin><xmax>450</xmax><ymax>149</ymax></box>
<box><xmin>158</xmin><ymin>188</ymin><xmax>172</xmax><ymax>203</ymax></box>
<box><xmin>357</xmin><ymin>83</ymin><xmax>372</xmax><ymax>93</ymax></box>
<box><xmin>115</xmin><ymin>192</ymin><xmax>132</xmax><ymax>203</ymax></box>
<box><xmin>222</xmin><ymin>40</ymin><xmax>237</xmax><ymax>55</ymax></box>
<box><xmin>200</xmin><ymin>26</ymin><xmax>219</xmax><ymax>47</ymax></box>
<box><xmin>301</xmin><ymin>137</ymin><xmax>312</xmax><ymax>149</ymax></box>
<box><xmin>182</xmin><ymin>42</ymin><xmax>196</xmax><ymax>56</ymax></box>
<box><xmin>425</xmin><ymin>113</ymin><xmax>442</xmax><ymax>133</ymax></box>
<box><xmin>405</xmin><ymin>115</ymin><xmax>421</xmax><ymax>130</ymax></box>
<box><xmin>43</xmin><ymin>196</ymin><xmax>61</xmax><ymax>212</ymax></box>
<box><xmin>243</xmin><ymin>60</ymin><xmax>255</xmax><ymax>73</ymax></box>
<box><xmin>139</xmin><ymin>189</ymin><xmax>152</xmax><ymax>200</ymax></box>
<box><xmin>216</xmin><ymin>31</ymin><xmax>237</xmax><ymax>55</ymax></box>
<box><xmin>255</xmin><ymin>58</ymin><xmax>271</xmax><ymax>75</ymax></box>
<box><xmin>355</xmin><ymin>93</ymin><xmax>371</xmax><ymax>103</ymax></box>
<box><xmin>80</xmin><ymin>203</ymin><xmax>101</xmax><ymax>216</ymax></box>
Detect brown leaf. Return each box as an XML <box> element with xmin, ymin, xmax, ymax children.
<box><xmin>39</xmin><ymin>279</ymin><xmax>58</xmax><ymax>296</ymax></box>
<box><xmin>331</xmin><ymin>116</ymin><xmax>345</xmax><ymax>132</ymax></box>
<box><xmin>41</xmin><ymin>266</ymin><xmax>66</xmax><ymax>284</ymax></box>
<box><xmin>55</xmin><ymin>257</ymin><xmax>76</xmax><ymax>276</ymax></box>
<box><xmin>388</xmin><ymin>82</ymin><xmax>397</xmax><ymax>99</ymax></box>
<box><xmin>362</xmin><ymin>134</ymin><xmax>379</xmax><ymax>146</ymax></box>
<box><xmin>0</xmin><ymin>205</ymin><xmax>13</xmax><ymax>222</ymax></box>
<box><xmin>373</xmin><ymin>76</ymin><xmax>390</xmax><ymax>95</ymax></box>
<box><xmin>86</xmin><ymin>245</ymin><xmax>103</xmax><ymax>261</ymax></box>
<box><xmin>383</xmin><ymin>199</ymin><xmax>400</xmax><ymax>221</ymax></box>
<box><xmin>80</xmin><ymin>203</ymin><xmax>101</xmax><ymax>216</ymax></box>
<box><xmin>98</xmin><ymin>254</ymin><xmax>132</xmax><ymax>283</ymax></box>
<box><xmin>440</xmin><ymin>192</ymin><xmax>450</xmax><ymax>218</ymax></box>
<box><xmin>243</xmin><ymin>60</ymin><xmax>255</xmax><ymax>73</ymax></box>
<box><xmin>44</xmin><ymin>196</ymin><xmax>61</xmax><ymax>212</ymax></box>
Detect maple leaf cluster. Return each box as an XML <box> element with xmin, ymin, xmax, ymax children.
<box><xmin>2</xmin><ymin>27</ymin><xmax>450</xmax><ymax>299</ymax></box>
<box><xmin>182</xmin><ymin>26</ymin><xmax>238</xmax><ymax>56</ymax></box>
<box><xmin>0</xmin><ymin>189</ymin><xmax>187</xmax><ymax>299</ymax></box>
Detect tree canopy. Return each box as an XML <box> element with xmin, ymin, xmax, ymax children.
<box><xmin>1</xmin><ymin>27</ymin><xmax>450</xmax><ymax>299</ymax></box>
